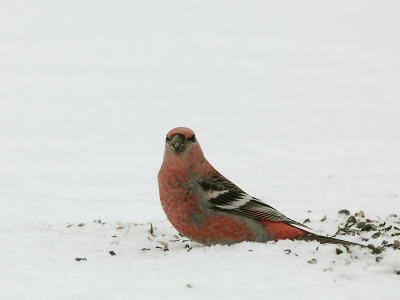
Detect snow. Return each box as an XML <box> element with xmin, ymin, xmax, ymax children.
<box><xmin>1</xmin><ymin>1</ymin><xmax>400</xmax><ymax>299</ymax></box>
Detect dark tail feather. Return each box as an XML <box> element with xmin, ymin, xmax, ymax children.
<box><xmin>297</xmin><ymin>233</ymin><xmax>366</xmax><ymax>248</ymax></box>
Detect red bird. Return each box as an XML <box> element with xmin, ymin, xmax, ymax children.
<box><xmin>158</xmin><ymin>127</ymin><xmax>362</xmax><ymax>247</ymax></box>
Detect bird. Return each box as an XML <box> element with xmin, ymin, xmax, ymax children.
<box><xmin>158</xmin><ymin>127</ymin><xmax>363</xmax><ymax>247</ymax></box>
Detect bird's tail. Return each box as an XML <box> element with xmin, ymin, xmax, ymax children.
<box><xmin>297</xmin><ymin>233</ymin><xmax>366</xmax><ymax>248</ymax></box>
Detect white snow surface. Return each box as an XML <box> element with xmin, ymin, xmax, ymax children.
<box><xmin>1</xmin><ymin>1</ymin><xmax>400</xmax><ymax>299</ymax></box>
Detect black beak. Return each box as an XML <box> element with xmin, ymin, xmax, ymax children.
<box><xmin>171</xmin><ymin>134</ymin><xmax>185</xmax><ymax>153</ymax></box>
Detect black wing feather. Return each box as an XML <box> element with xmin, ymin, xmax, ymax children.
<box><xmin>198</xmin><ymin>173</ymin><xmax>311</xmax><ymax>230</ymax></box>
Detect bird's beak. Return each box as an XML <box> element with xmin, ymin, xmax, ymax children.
<box><xmin>171</xmin><ymin>134</ymin><xmax>185</xmax><ymax>153</ymax></box>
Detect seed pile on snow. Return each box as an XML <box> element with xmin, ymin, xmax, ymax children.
<box><xmin>332</xmin><ymin>210</ymin><xmax>400</xmax><ymax>253</ymax></box>
<box><xmin>61</xmin><ymin>211</ymin><xmax>400</xmax><ymax>275</ymax></box>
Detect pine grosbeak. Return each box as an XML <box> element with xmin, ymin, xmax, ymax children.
<box><xmin>158</xmin><ymin>127</ymin><xmax>362</xmax><ymax>247</ymax></box>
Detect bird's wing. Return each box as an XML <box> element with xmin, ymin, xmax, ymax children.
<box><xmin>198</xmin><ymin>173</ymin><xmax>312</xmax><ymax>231</ymax></box>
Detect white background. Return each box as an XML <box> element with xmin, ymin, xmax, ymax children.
<box><xmin>1</xmin><ymin>1</ymin><xmax>399</xmax><ymax>299</ymax></box>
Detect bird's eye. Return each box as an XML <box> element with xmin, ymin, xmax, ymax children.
<box><xmin>166</xmin><ymin>136</ymin><xmax>171</xmax><ymax>142</ymax></box>
<box><xmin>187</xmin><ymin>135</ymin><xmax>196</xmax><ymax>142</ymax></box>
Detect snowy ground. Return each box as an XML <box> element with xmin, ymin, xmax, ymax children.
<box><xmin>1</xmin><ymin>1</ymin><xmax>400</xmax><ymax>299</ymax></box>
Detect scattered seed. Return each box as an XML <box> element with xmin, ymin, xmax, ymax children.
<box><xmin>308</xmin><ymin>259</ymin><xmax>317</xmax><ymax>264</ymax></box>
<box><xmin>361</xmin><ymin>238</ymin><xmax>369</xmax><ymax>242</ymax></box>
<box><xmin>303</xmin><ymin>218</ymin><xmax>311</xmax><ymax>224</ymax></box>
<box><xmin>75</xmin><ymin>258</ymin><xmax>87</xmax><ymax>261</ymax></box>
<box><xmin>387</xmin><ymin>244</ymin><xmax>399</xmax><ymax>249</ymax></box>
<box><xmin>376</xmin><ymin>257</ymin><xmax>383</xmax><ymax>262</ymax></box>
<box><xmin>284</xmin><ymin>249</ymin><xmax>291</xmax><ymax>255</ymax></box>
<box><xmin>372</xmin><ymin>247</ymin><xmax>383</xmax><ymax>254</ymax></box>
<box><xmin>338</xmin><ymin>210</ymin><xmax>350</xmax><ymax>216</ymax></box>
<box><xmin>356</xmin><ymin>210</ymin><xmax>365</xmax><ymax>218</ymax></box>
<box><xmin>383</xmin><ymin>226</ymin><xmax>392</xmax><ymax>232</ymax></box>
<box><xmin>347</xmin><ymin>216</ymin><xmax>357</xmax><ymax>224</ymax></box>
<box><xmin>66</xmin><ymin>224</ymin><xmax>72</xmax><ymax>228</ymax></box>
<box><xmin>361</xmin><ymin>224</ymin><xmax>375</xmax><ymax>231</ymax></box>
<box><xmin>187</xmin><ymin>247</ymin><xmax>192</xmax><ymax>252</ymax></box>
<box><xmin>157</xmin><ymin>241</ymin><xmax>168</xmax><ymax>247</ymax></box>
<box><xmin>335</xmin><ymin>248</ymin><xmax>343</xmax><ymax>255</ymax></box>
<box><xmin>394</xmin><ymin>227</ymin><xmax>400</xmax><ymax>231</ymax></box>
<box><xmin>248</xmin><ymin>250</ymin><xmax>253</xmax><ymax>252</ymax></box>
<box><xmin>321</xmin><ymin>215</ymin><xmax>327</xmax><ymax>222</ymax></box>
<box><xmin>382</xmin><ymin>240</ymin><xmax>388</xmax><ymax>245</ymax></box>
<box><xmin>109</xmin><ymin>251</ymin><xmax>116</xmax><ymax>256</ymax></box>
<box><xmin>179</xmin><ymin>233</ymin><xmax>184</xmax><ymax>237</ymax></box>
<box><xmin>112</xmin><ymin>235</ymin><xmax>117</xmax><ymax>238</ymax></box>
<box><xmin>182</xmin><ymin>240</ymin><xmax>189</xmax><ymax>243</ymax></box>
<box><xmin>141</xmin><ymin>248</ymin><xmax>150</xmax><ymax>251</ymax></box>
<box><xmin>389</xmin><ymin>214</ymin><xmax>398</xmax><ymax>218</ymax></box>
<box><xmin>78</xmin><ymin>223</ymin><xmax>85</xmax><ymax>227</ymax></box>
<box><xmin>156</xmin><ymin>246</ymin><xmax>162</xmax><ymax>249</ymax></box>
<box><xmin>357</xmin><ymin>222</ymin><xmax>366</xmax><ymax>229</ymax></box>
<box><xmin>324</xmin><ymin>268</ymin><xmax>333</xmax><ymax>272</ymax></box>
<box><xmin>157</xmin><ymin>241</ymin><xmax>169</xmax><ymax>251</ymax></box>
<box><xmin>308</xmin><ymin>210</ymin><xmax>312</xmax><ymax>213</ymax></box>
<box><xmin>116</xmin><ymin>226</ymin><xmax>123</xmax><ymax>230</ymax></box>
<box><xmin>394</xmin><ymin>240</ymin><xmax>400</xmax><ymax>247</ymax></box>
<box><xmin>367</xmin><ymin>244</ymin><xmax>376</xmax><ymax>250</ymax></box>
<box><xmin>184</xmin><ymin>244</ymin><xmax>190</xmax><ymax>248</ymax></box>
<box><xmin>149</xmin><ymin>223</ymin><xmax>154</xmax><ymax>235</ymax></box>
<box><xmin>396</xmin><ymin>271</ymin><xmax>400</xmax><ymax>275</ymax></box>
<box><xmin>371</xmin><ymin>232</ymin><xmax>381</xmax><ymax>239</ymax></box>
<box><xmin>187</xmin><ymin>284</ymin><xmax>192</xmax><ymax>288</ymax></box>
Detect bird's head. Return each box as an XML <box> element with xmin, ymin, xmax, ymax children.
<box><xmin>165</xmin><ymin>127</ymin><xmax>198</xmax><ymax>155</ymax></box>
<box><xmin>160</xmin><ymin>127</ymin><xmax>209</xmax><ymax>175</ymax></box>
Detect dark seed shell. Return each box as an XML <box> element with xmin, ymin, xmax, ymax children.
<box><xmin>357</xmin><ymin>222</ymin><xmax>366</xmax><ymax>229</ymax></box>
<box><xmin>372</xmin><ymin>247</ymin><xmax>383</xmax><ymax>254</ymax></box>
<box><xmin>361</xmin><ymin>224</ymin><xmax>376</xmax><ymax>231</ymax></box>
<box><xmin>347</xmin><ymin>216</ymin><xmax>357</xmax><ymax>223</ymax></box>
<box><xmin>308</xmin><ymin>259</ymin><xmax>317</xmax><ymax>264</ymax></box>
<box><xmin>371</xmin><ymin>232</ymin><xmax>381</xmax><ymax>239</ymax></box>
<box><xmin>383</xmin><ymin>226</ymin><xmax>392</xmax><ymax>232</ymax></box>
